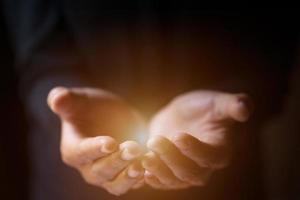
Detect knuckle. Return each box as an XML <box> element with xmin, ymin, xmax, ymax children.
<box><xmin>177</xmin><ymin>142</ymin><xmax>192</xmax><ymax>152</ymax></box>
<box><xmin>161</xmin><ymin>178</ymin><xmax>178</xmax><ymax>186</ymax></box>
<box><xmin>191</xmin><ymin>170</ymin><xmax>212</xmax><ymax>186</ymax></box>
<box><xmin>173</xmin><ymin>134</ymin><xmax>191</xmax><ymax>149</ymax></box>
<box><xmin>90</xmin><ymin>165</ymin><xmax>113</xmax><ymax>181</ymax></box>
<box><xmin>179</xmin><ymin>174</ymin><xmax>196</xmax><ymax>183</ymax></box>
<box><xmin>110</xmin><ymin>155</ymin><xmax>126</xmax><ymax>167</ymax></box>
<box><xmin>211</xmin><ymin>158</ymin><xmax>230</xmax><ymax>169</ymax></box>
<box><xmin>178</xmin><ymin>168</ymin><xmax>209</xmax><ymax>185</ymax></box>
<box><xmin>147</xmin><ymin>181</ymin><xmax>161</xmax><ymax>190</ymax></box>
<box><xmin>82</xmin><ymin>171</ymin><xmax>104</xmax><ymax>187</ymax></box>
<box><xmin>181</xmin><ymin>174</ymin><xmax>205</xmax><ymax>186</ymax></box>
<box><xmin>90</xmin><ymin>166</ymin><xmax>104</xmax><ymax>177</ymax></box>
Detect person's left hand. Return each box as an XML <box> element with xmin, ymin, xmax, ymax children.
<box><xmin>142</xmin><ymin>91</ymin><xmax>253</xmax><ymax>189</ymax></box>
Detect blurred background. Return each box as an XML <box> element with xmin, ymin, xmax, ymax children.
<box><xmin>0</xmin><ymin>3</ymin><xmax>300</xmax><ymax>200</ymax></box>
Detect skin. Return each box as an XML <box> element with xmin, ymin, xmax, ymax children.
<box><xmin>144</xmin><ymin>91</ymin><xmax>253</xmax><ymax>189</ymax></box>
<box><xmin>47</xmin><ymin>87</ymin><xmax>146</xmax><ymax>195</ymax></box>
<box><xmin>48</xmin><ymin>87</ymin><xmax>253</xmax><ymax>194</ymax></box>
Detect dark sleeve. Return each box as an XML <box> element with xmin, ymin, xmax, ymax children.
<box><xmin>1</xmin><ymin>2</ymin><xmax>104</xmax><ymax>200</ymax></box>
<box><xmin>1</xmin><ymin>0</ymin><xmax>88</xmax><ymax>127</ymax></box>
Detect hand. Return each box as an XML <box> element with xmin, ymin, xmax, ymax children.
<box><xmin>143</xmin><ymin>91</ymin><xmax>253</xmax><ymax>189</ymax></box>
<box><xmin>48</xmin><ymin>87</ymin><xmax>146</xmax><ymax>195</ymax></box>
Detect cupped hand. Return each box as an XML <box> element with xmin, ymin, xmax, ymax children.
<box><xmin>143</xmin><ymin>91</ymin><xmax>253</xmax><ymax>189</ymax></box>
<box><xmin>48</xmin><ymin>87</ymin><xmax>146</xmax><ymax>195</ymax></box>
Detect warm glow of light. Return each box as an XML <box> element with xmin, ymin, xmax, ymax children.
<box><xmin>133</xmin><ymin>131</ymin><xmax>148</xmax><ymax>146</ymax></box>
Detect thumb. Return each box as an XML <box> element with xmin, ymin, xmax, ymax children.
<box><xmin>47</xmin><ymin>87</ymin><xmax>87</xmax><ymax>120</ymax></box>
<box><xmin>216</xmin><ymin>93</ymin><xmax>254</xmax><ymax>122</ymax></box>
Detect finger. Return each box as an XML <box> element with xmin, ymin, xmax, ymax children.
<box><xmin>172</xmin><ymin>133</ymin><xmax>231</xmax><ymax>169</ymax></box>
<box><xmin>144</xmin><ymin>171</ymin><xmax>189</xmax><ymax>190</ymax></box>
<box><xmin>132</xmin><ymin>179</ymin><xmax>144</xmax><ymax>189</ymax></box>
<box><xmin>147</xmin><ymin>136</ymin><xmax>211</xmax><ymax>186</ymax></box>
<box><xmin>103</xmin><ymin>161</ymin><xmax>144</xmax><ymax>196</ymax></box>
<box><xmin>91</xmin><ymin>141</ymin><xmax>144</xmax><ymax>182</ymax></box>
<box><xmin>144</xmin><ymin>171</ymin><xmax>169</xmax><ymax>190</ymax></box>
<box><xmin>75</xmin><ymin>136</ymin><xmax>117</xmax><ymax>165</ymax></box>
<box><xmin>142</xmin><ymin>152</ymin><xmax>184</xmax><ymax>185</ymax></box>
<box><xmin>60</xmin><ymin>120</ymin><xmax>118</xmax><ymax>165</ymax></box>
<box><xmin>216</xmin><ymin>93</ymin><xmax>253</xmax><ymax>122</ymax></box>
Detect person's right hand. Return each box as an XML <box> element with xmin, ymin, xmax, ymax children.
<box><xmin>47</xmin><ymin>87</ymin><xmax>146</xmax><ymax>196</ymax></box>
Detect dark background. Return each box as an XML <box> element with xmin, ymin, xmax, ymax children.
<box><xmin>0</xmin><ymin>12</ymin><xmax>29</xmax><ymax>199</ymax></box>
<box><xmin>0</xmin><ymin>7</ymin><xmax>299</xmax><ymax>200</ymax></box>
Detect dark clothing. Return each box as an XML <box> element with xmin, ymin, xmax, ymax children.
<box><xmin>2</xmin><ymin>1</ymin><xmax>300</xmax><ymax>200</ymax></box>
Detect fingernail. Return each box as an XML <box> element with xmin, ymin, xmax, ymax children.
<box><xmin>147</xmin><ymin>137</ymin><xmax>159</xmax><ymax>149</ymax></box>
<box><xmin>121</xmin><ymin>148</ymin><xmax>138</xmax><ymax>161</ymax></box>
<box><xmin>147</xmin><ymin>136</ymin><xmax>168</xmax><ymax>153</ymax></box>
<box><xmin>101</xmin><ymin>141</ymin><xmax>116</xmax><ymax>153</ymax></box>
<box><xmin>144</xmin><ymin>170</ymin><xmax>154</xmax><ymax>178</ymax></box>
<box><xmin>127</xmin><ymin>168</ymin><xmax>142</xmax><ymax>178</ymax></box>
<box><xmin>172</xmin><ymin>133</ymin><xmax>190</xmax><ymax>145</ymax></box>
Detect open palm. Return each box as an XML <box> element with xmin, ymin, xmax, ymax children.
<box><xmin>48</xmin><ymin>87</ymin><xmax>146</xmax><ymax>195</ymax></box>
<box><xmin>143</xmin><ymin>91</ymin><xmax>253</xmax><ymax>189</ymax></box>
